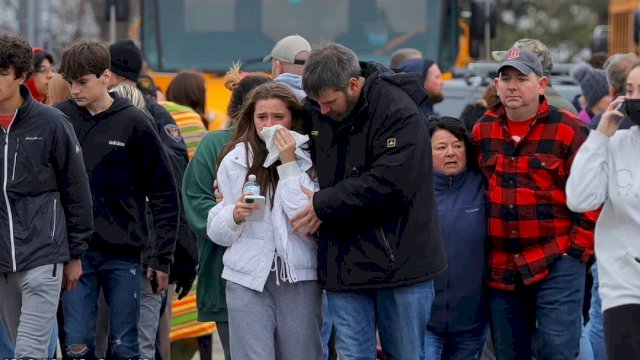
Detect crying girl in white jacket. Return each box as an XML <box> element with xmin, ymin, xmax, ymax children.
<box><xmin>206</xmin><ymin>83</ymin><xmax>322</xmax><ymax>360</ymax></box>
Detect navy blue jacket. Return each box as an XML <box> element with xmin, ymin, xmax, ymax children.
<box><xmin>590</xmin><ymin>112</ymin><xmax>635</xmax><ymax>130</ymax></box>
<box><xmin>428</xmin><ymin>170</ymin><xmax>488</xmax><ymax>333</ymax></box>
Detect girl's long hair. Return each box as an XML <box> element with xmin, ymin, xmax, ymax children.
<box><xmin>218</xmin><ymin>82</ymin><xmax>305</xmax><ymax>206</ymax></box>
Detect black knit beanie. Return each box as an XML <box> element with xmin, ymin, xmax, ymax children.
<box><xmin>397</xmin><ymin>58</ymin><xmax>436</xmax><ymax>82</ymax></box>
<box><xmin>109</xmin><ymin>39</ymin><xmax>142</xmax><ymax>82</ymax></box>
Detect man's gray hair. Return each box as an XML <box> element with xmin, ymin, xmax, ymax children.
<box><xmin>604</xmin><ymin>52</ymin><xmax>638</xmax><ymax>96</ymax></box>
<box><xmin>302</xmin><ymin>42</ymin><xmax>360</xmax><ymax>100</ymax></box>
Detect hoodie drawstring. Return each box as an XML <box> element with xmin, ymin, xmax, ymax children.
<box><xmin>271</xmin><ymin>252</ymin><xmax>295</xmax><ymax>285</ymax></box>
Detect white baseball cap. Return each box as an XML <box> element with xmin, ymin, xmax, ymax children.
<box><xmin>263</xmin><ymin>35</ymin><xmax>311</xmax><ymax>64</ymax></box>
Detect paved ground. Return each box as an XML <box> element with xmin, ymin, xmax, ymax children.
<box><xmin>195</xmin><ymin>333</ymin><xmax>224</xmax><ymax>360</ymax></box>
<box><xmin>174</xmin><ymin>332</ymin><xmax>225</xmax><ymax>360</ymax></box>
<box><xmin>55</xmin><ymin>333</ymin><xmax>225</xmax><ymax>360</ymax></box>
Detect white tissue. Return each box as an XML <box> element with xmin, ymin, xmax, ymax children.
<box><xmin>260</xmin><ymin>125</ymin><xmax>310</xmax><ymax>167</ymax></box>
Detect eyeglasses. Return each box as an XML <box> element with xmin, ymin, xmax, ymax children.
<box><xmin>34</xmin><ymin>66</ymin><xmax>55</xmax><ymax>74</ymax></box>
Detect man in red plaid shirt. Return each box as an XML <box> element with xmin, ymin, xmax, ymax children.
<box><xmin>472</xmin><ymin>48</ymin><xmax>596</xmax><ymax>359</ymax></box>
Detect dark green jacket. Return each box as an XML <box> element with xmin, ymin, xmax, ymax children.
<box><xmin>182</xmin><ymin>128</ymin><xmax>233</xmax><ymax>322</ymax></box>
<box><xmin>546</xmin><ymin>85</ymin><xmax>577</xmax><ymax>115</ymax></box>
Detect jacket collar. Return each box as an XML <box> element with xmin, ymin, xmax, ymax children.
<box><xmin>10</xmin><ymin>85</ymin><xmax>36</xmax><ymax>129</ymax></box>
<box><xmin>433</xmin><ymin>170</ymin><xmax>468</xmax><ymax>191</ymax></box>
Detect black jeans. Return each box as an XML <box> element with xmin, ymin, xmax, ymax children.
<box><xmin>603</xmin><ymin>304</ymin><xmax>640</xmax><ymax>359</ymax></box>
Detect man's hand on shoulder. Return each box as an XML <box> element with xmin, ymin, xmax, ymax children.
<box><xmin>291</xmin><ymin>187</ymin><xmax>322</xmax><ymax>236</ymax></box>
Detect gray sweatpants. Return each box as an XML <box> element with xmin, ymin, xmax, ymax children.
<box><xmin>226</xmin><ymin>271</ymin><xmax>323</xmax><ymax>360</ymax></box>
<box><xmin>138</xmin><ymin>272</ymin><xmax>163</xmax><ymax>360</ymax></box>
<box><xmin>0</xmin><ymin>263</ymin><xmax>62</xmax><ymax>358</ymax></box>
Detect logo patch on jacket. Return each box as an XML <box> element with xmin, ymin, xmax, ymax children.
<box><xmin>386</xmin><ymin>137</ymin><xmax>396</xmax><ymax>148</ymax></box>
<box><xmin>164</xmin><ymin>124</ymin><xmax>183</xmax><ymax>142</ymax></box>
<box><xmin>108</xmin><ymin>140</ymin><xmax>125</xmax><ymax>147</ymax></box>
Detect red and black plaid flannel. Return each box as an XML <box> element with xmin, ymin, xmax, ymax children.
<box><xmin>472</xmin><ymin>97</ymin><xmax>597</xmax><ymax>291</ymax></box>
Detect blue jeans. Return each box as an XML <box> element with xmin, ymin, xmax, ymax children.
<box><xmin>321</xmin><ymin>291</ymin><xmax>333</xmax><ymax>360</ymax></box>
<box><xmin>585</xmin><ymin>263</ymin><xmax>607</xmax><ymax>360</ymax></box>
<box><xmin>577</xmin><ymin>325</ymin><xmax>594</xmax><ymax>360</ymax></box>
<box><xmin>327</xmin><ymin>280</ymin><xmax>434</xmax><ymax>360</ymax></box>
<box><xmin>425</xmin><ymin>325</ymin><xmax>488</xmax><ymax>360</ymax></box>
<box><xmin>489</xmin><ymin>255</ymin><xmax>586</xmax><ymax>360</ymax></box>
<box><xmin>62</xmin><ymin>250</ymin><xmax>141</xmax><ymax>359</ymax></box>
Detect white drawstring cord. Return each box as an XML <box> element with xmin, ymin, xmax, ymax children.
<box><xmin>271</xmin><ymin>252</ymin><xmax>294</xmax><ymax>285</ymax></box>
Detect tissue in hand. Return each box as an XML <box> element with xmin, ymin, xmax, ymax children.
<box><xmin>261</xmin><ymin>125</ymin><xmax>310</xmax><ymax>167</ymax></box>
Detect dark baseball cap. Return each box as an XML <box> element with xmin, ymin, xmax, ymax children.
<box><xmin>498</xmin><ymin>48</ymin><xmax>544</xmax><ymax>77</ymax></box>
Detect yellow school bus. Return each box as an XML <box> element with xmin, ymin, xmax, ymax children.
<box><xmin>139</xmin><ymin>0</ymin><xmax>468</xmax><ymax>130</ymax></box>
<box><xmin>608</xmin><ymin>0</ymin><xmax>640</xmax><ymax>54</ymax></box>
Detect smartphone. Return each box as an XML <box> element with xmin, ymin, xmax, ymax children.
<box><xmin>244</xmin><ymin>195</ymin><xmax>266</xmax><ymax>221</ymax></box>
<box><xmin>616</xmin><ymin>101</ymin><xmax>626</xmax><ymax>115</ymax></box>
<box><xmin>149</xmin><ymin>271</ymin><xmax>158</xmax><ymax>293</ymax></box>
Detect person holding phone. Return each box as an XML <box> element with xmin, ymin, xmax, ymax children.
<box><xmin>206</xmin><ymin>82</ymin><xmax>322</xmax><ymax>360</ymax></box>
<box><xmin>566</xmin><ymin>61</ymin><xmax>640</xmax><ymax>360</ymax></box>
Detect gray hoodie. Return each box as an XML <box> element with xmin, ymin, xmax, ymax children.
<box><xmin>274</xmin><ymin>73</ymin><xmax>306</xmax><ymax>101</ymax></box>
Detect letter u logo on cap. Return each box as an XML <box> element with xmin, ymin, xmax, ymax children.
<box><xmin>507</xmin><ymin>49</ymin><xmax>520</xmax><ymax>60</ymax></box>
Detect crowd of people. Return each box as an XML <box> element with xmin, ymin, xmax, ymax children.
<box><xmin>0</xmin><ymin>27</ymin><xmax>639</xmax><ymax>360</ymax></box>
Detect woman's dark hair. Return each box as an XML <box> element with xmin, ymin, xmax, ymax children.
<box><xmin>167</xmin><ymin>70</ymin><xmax>207</xmax><ymax>127</ymax></box>
<box><xmin>428</xmin><ymin>116</ymin><xmax>479</xmax><ymax>172</ymax></box>
<box><xmin>218</xmin><ymin>82</ymin><xmax>304</xmax><ymax>207</ymax></box>
<box><xmin>224</xmin><ymin>62</ymin><xmax>271</xmax><ymax>124</ymax></box>
<box><xmin>33</xmin><ymin>48</ymin><xmax>54</xmax><ymax>69</ymax></box>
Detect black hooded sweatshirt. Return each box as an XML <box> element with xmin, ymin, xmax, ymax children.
<box><xmin>56</xmin><ymin>94</ymin><xmax>179</xmax><ymax>272</ymax></box>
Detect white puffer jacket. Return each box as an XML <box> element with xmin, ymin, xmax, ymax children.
<box><xmin>207</xmin><ymin>143</ymin><xmax>318</xmax><ymax>292</ymax></box>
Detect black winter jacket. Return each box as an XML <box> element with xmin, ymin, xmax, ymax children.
<box><xmin>55</xmin><ymin>94</ymin><xmax>179</xmax><ymax>272</ymax></box>
<box><xmin>0</xmin><ymin>86</ymin><xmax>93</xmax><ymax>273</ymax></box>
<box><xmin>304</xmin><ymin>62</ymin><xmax>447</xmax><ymax>290</ymax></box>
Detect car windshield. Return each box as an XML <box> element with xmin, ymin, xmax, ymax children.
<box><xmin>141</xmin><ymin>0</ymin><xmax>458</xmax><ymax>73</ymax></box>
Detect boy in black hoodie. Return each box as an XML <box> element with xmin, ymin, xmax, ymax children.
<box><xmin>55</xmin><ymin>41</ymin><xmax>179</xmax><ymax>359</ymax></box>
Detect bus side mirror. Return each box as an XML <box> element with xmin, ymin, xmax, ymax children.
<box><xmin>592</xmin><ymin>25</ymin><xmax>608</xmax><ymax>53</ymax></box>
<box><xmin>470</xmin><ymin>0</ymin><xmax>497</xmax><ymax>40</ymax></box>
<box><xmin>103</xmin><ymin>0</ymin><xmax>130</xmax><ymax>22</ymax></box>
